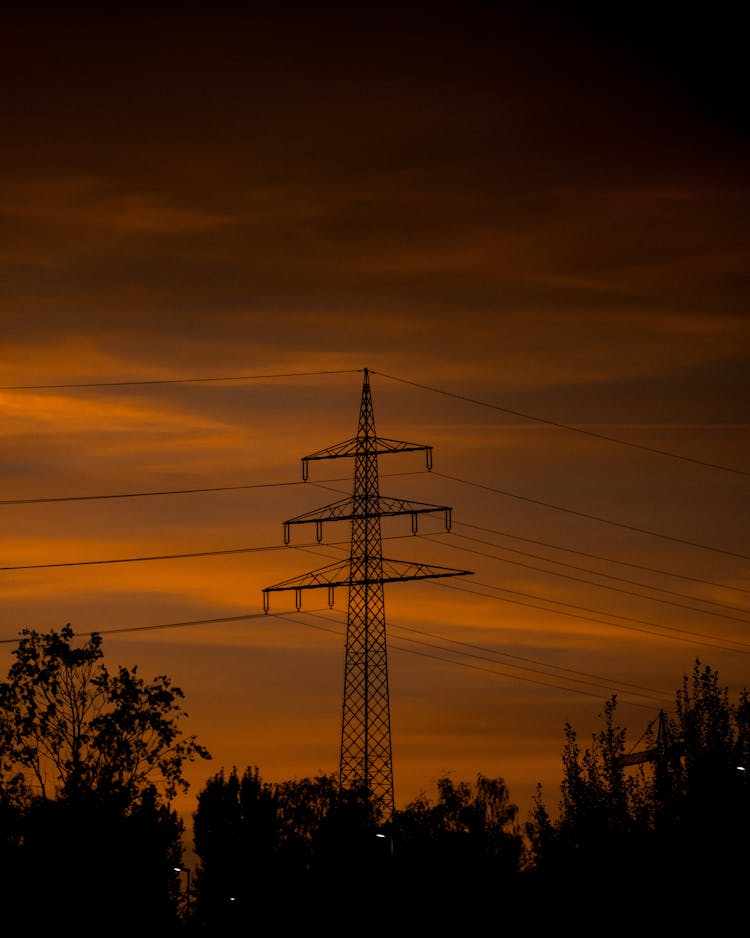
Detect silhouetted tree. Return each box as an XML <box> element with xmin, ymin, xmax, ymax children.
<box><xmin>525</xmin><ymin>661</ymin><xmax>749</xmax><ymax>925</ymax></box>
<box><xmin>387</xmin><ymin>773</ymin><xmax>522</xmax><ymax>923</ymax></box>
<box><xmin>0</xmin><ymin>624</ymin><xmax>211</xmax><ymax>933</ymax></box>
<box><xmin>190</xmin><ymin>766</ymin><xmax>282</xmax><ymax>927</ymax></box>
<box><xmin>192</xmin><ymin>765</ymin><xmax>523</xmax><ymax>927</ymax></box>
<box><xmin>651</xmin><ymin>662</ymin><xmax>750</xmax><ymax>897</ymax></box>
<box><xmin>524</xmin><ymin>694</ymin><xmax>652</xmax><ymax>905</ymax></box>
<box><xmin>191</xmin><ymin>767</ymin><xmax>380</xmax><ymax>928</ymax></box>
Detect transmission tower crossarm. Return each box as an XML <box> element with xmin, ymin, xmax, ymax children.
<box><xmin>379</xmin><ymin>558</ymin><xmax>473</xmax><ymax>581</ymax></box>
<box><xmin>301</xmin><ymin>436</ymin><xmax>433</xmax><ymax>479</ymax></box>
<box><xmin>262</xmin><ymin>557</ymin><xmax>472</xmax><ymax>611</ymax></box>
<box><xmin>263</xmin><ymin>559</ymin><xmax>351</xmax><ymax>593</ymax></box>
<box><xmin>283</xmin><ymin>496</ymin><xmax>454</xmax><ymax>541</ymax></box>
<box><xmin>264</xmin><ymin>558</ymin><xmax>471</xmax><ymax>592</ymax></box>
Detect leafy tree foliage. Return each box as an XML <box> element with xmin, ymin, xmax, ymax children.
<box><xmin>190</xmin><ymin>766</ymin><xmax>375</xmax><ymax>928</ymax></box>
<box><xmin>191</xmin><ymin>765</ymin><xmax>282</xmax><ymax>926</ymax></box>
<box><xmin>191</xmin><ymin>766</ymin><xmax>523</xmax><ymax>929</ymax></box>
<box><xmin>652</xmin><ymin>662</ymin><xmax>750</xmax><ymax>894</ymax></box>
<box><xmin>388</xmin><ymin>773</ymin><xmax>523</xmax><ymax>924</ymax></box>
<box><xmin>525</xmin><ymin>661</ymin><xmax>749</xmax><ymax>924</ymax></box>
<box><xmin>0</xmin><ymin>624</ymin><xmax>211</xmax><ymax>933</ymax></box>
<box><xmin>390</xmin><ymin>773</ymin><xmax>521</xmax><ymax>870</ymax></box>
<box><xmin>0</xmin><ymin>624</ymin><xmax>210</xmax><ymax>801</ymax></box>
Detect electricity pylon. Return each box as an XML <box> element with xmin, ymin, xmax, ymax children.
<box><xmin>262</xmin><ymin>368</ymin><xmax>472</xmax><ymax>820</ymax></box>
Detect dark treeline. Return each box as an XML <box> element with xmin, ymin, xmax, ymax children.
<box><xmin>0</xmin><ymin>626</ymin><xmax>747</xmax><ymax>934</ymax></box>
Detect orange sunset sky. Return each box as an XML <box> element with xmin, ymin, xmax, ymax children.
<box><xmin>2</xmin><ymin>1</ymin><xmax>749</xmax><ymax>849</ymax></box>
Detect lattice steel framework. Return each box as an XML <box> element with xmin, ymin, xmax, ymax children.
<box><xmin>263</xmin><ymin>368</ymin><xmax>471</xmax><ymax>819</ymax></box>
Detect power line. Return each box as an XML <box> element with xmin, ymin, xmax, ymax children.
<box><xmin>0</xmin><ymin>603</ymin><xmax>668</xmax><ymax>706</ymax></box>
<box><xmin>277</xmin><ymin>610</ymin><xmax>668</xmax><ymax>710</ymax></box>
<box><xmin>388</xmin><ymin>633</ymin><xmax>667</xmax><ymax>702</ymax></box>
<box><xmin>313</xmin><ymin>479</ymin><xmax>750</xmax><ymax>600</ymax></box>
<box><xmin>427</xmin><ymin>531</ymin><xmax>750</xmax><ymax>625</ymax></box>
<box><xmin>0</xmin><ymin>532</ymin><xmax>417</xmax><ymax>572</ymax></box>
<box><xmin>0</xmin><ymin>470</ymin><xmax>423</xmax><ymax>507</ymax></box>
<box><xmin>303</xmin><ymin>608</ymin><xmax>670</xmax><ymax>699</ymax></box>
<box><xmin>6</xmin><ymin>364</ymin><xmax>745</xmax><ymax>479</ymax></box>
<box><xmin>4</xmin><ymin>467</ymin><xmax>743</xmax><ymax>598</ymax></box>
<box><xmin>2</xmin><ymin>366</ymin><xmax>744</xmax><ymax>688</ymax></box>
<box><xmin>396</xmin><ymin>625</ymin><xmax>664</xmax><ymax>696</ymax></box>
<box><xmin>0</xmin><ymin>479</ymin><xmax>305</xmax><ymax>506</ymax></box>
<box><xmin>431</xmin><ymin>578</ymin><xmax>750</xmax><ymax>654</ymax></box>
<box><xmin>446</xmin><ymin>525</ymin><xmax>750</xmax><ymax>613</ymax></box>
<box><xmin>0</xmin><ymin>368</ymin><xmax>361</xmax><ymax>391</ymax></box>
<box><xmin>0</xmin><ymin>601</ymin><xmax>677</xmax><ymax>709</ymax></box>
<box><xmin>435</xmin><ymin>471</ymin><xmax>750</xmax><ymax>562</ymax></box>
<box><xmin>0</xmin><ymin>611</ymin><xmax>271</xmax><ymax>644</ymax></box>
<box><xmin>276</xmin><ymin>538</ymin><xmax>750</xmax><ymax>653</ymax></box>
<box><xmin>0</xmin><ymin>542</ymin><xmax>305</xmax><ymax>571</ymax></box>
<box><xmin>10</xmin><ymin>512</ymin><xmax>740</xmax><ymax>652</ymax></box>
<box><xmin>372</xmin><ymin>370</ymin><xmax>750</xmax><ymax>478</ymax></box>
<box><xmin>454</xmin><ymin>520</ymin><xmax>750</xmax><ymax>599</ymax></box>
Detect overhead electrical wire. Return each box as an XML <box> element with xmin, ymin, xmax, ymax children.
<box><xmin>5</xmin><ymin>467</ymin><xmax>743</xmax><ymax>574</ymax></box>
<box><xmin>0</xmin><ymin>479</ymin><xmax>305</xmax><ymax>506</ymax></box>
<box><xmin>312</xmin><ymin>480</ymin><xmax>750</xmax><ymax>601</ymax></box>
<box><xmin>0</xmin><ymin>611</ymin><xmax>271</xmax><ymax>644</ymax></box>
<box><xmin>453</xmin><ymin>520</ymin><xmax>750</xmax><ymax>598</ymax></box>
<box><xmin>300</xmin><ymin>608</ymin><xmax>670</xmax><ymax>700</ymax></box>
<box><xmin>0</xmin><ymin>603</ymin><xmax>670</xmax><ymax>708</ymax></box>
<box><xmin>0</xmin><ymin>368</ymin><xmax>361</xmax><ymax>390</ymax></box>
<box><xmin>3</xmin><ymin>508</ymin><xmax>743</xmax><ymax>671</ymax></box>
<box><xmin>0</xmin><ymin>542</ymin><xmax>312</xmax><ymax>571</ymax></box>
<box><xmin>431</xmin><ymin>578</ymin><xmax>750</xmax><ymax>654</ymax></box>
<box><xmin>278</xmin><ymin>539</ymin><xmax>750</xmax><ymax>653</ymax></box>
<box><xmin>3</xmin><ymin>364</ymin><xmax>745</xmax><ymax>477</ymax></box>
<box><xmin>364</xmin><ymin>640</ymin><xmax>663</xmax><ymax>710</ymax></box>
<box><xmin>3</xmin><ymin>526</ymin><xmax>734</xmax><ymax>653</ymax></box>
<box><xmin>444</xmin><ymin>525</ymin><xmax>750</xmax><ymax>614</ymax></box>
<box><xmin>242</xmin><ymin>612</ymin><xmax>668</xmax><ymax>710</ymax></box>
<box><xmin>371</xmin><ymin>369</ymin><xmax>750</xmax><ymax>478</ymax></box>
<box><xmin>251</xmin><ymin>474</ymin><xmax>750</xmax><ymax>620</ymax></box>
<box><xmin>423</xmin><ymin>531</ymin><xmax>750</xmax><ymax>625</ymax></box>
<box><xmin>0</xmin><ymin>470</ymin><xmax>422</xmax><ymax>506</ymax></box>
<box><xmin>0</xmin><ymin>532</ymin><xmax>416</xmax><ymax>572</ymax></box>
<box><xmin>294</xmin><ymin>521</ymin><xmax>750</xmax><ymax>635</ymax></box>
<box><xmin>1</xmin><ymin>366</ymin><xmax>745</xmax><ymax>691</ymax></box>
<box><xmin>435</xmin><ymin>471</ymin><xmax>750</xmax><ymax>562</ymax></box>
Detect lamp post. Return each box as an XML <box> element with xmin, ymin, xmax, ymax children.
<box><xmin>174</xmin><ymin>866</ymin><xmax>192</xmax><ymax>916</ymax></box>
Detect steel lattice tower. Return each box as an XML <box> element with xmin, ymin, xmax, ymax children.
<box><xmin>263</xmin><ymin>368</ymin><xmax>471</xmax><ymax>819</ymax></box>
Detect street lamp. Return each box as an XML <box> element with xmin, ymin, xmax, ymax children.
<box><xmin>174</xmin><ymin>866</ymin><xmax>192</xmax><ymax>915</ymax></box>
<box><xmin>375</xmin><ymin>831</ymin><xmax>394</xmax><ymax>857</ymax></box>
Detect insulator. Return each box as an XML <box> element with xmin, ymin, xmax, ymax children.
<box><xmin>425</xmin><ymin>447</ymin><xmax>433</xmax><ymax>471</ymax></box>
<box><xmin>328</xmin><ymin>585</ymin><xmax>335</xmax><ymax>608</ymax></box>
<box><xmin>316</xmin><ymin>520</ymin><xmax>323</xmax><ymax>542</ymax></box>
<box><xmin>262</xmin><ymin>590</ymin><xmax>270</xmax><ymax>614</ymax></box>
<box><xmin>295</xmin><ymin>588</ymin><xmax>302</xmax><ymax>611</ymax></box>
<box><xmin>283</xmin><ymin>523</ymin><xmax>291</xmax><ymax>545</ymax></box>
<box><xmin>302</xmin><ymin>458</ymin><xmax>309</xmax><ymax>481</ymax></box>
<box><xmin>411</xmin><ymin>512</ymin><xmax>418</xmax><ymax>534</ymax></box>
<box><xmin>445</xmin><ymin>508</ymin><xmax>452</xmax><ymax>531</ymax></box>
